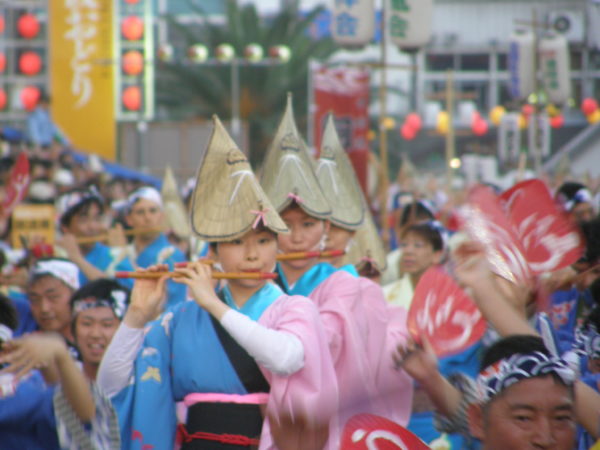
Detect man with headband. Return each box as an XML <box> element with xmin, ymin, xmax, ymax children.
<box><xmin>125</xmin><ymin>186</ymin><xmax>186</xmax><ymax>307</ymax></box>
<box><xmin>468</xmin><ymin>335</ymin><xmax>577</xmax><ymax>449</ymax></box>
<box><xmin>26</xmin><ymin>258</ymin><xmax>81</xmax><ymax>356</ymax></box>
<box><xmin>70</xmin><ymin>279</ymin><xmax>129</xmax><ymax>381</ymax></box>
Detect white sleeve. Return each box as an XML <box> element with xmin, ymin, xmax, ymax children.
<box><xmin>97</xmin><ymin>323</ymin><xmax>145</xmax><ymax>398</ymax></box>
<box><xmin>220</xmin><ymin>309</ymin><xmax>305</xmax><ymax>376</ymax></box>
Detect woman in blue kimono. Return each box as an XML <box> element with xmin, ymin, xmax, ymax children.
<box><xmin>259</xmin><ymin>97</ymin><xmax>414</xmax><ymax>445</ymax></box>
<box><xmin>97</xmin><ymin>117</ymin><xmax>337</xmax><ymax>450</ymax></box>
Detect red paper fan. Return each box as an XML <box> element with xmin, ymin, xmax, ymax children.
<box><xmin>341</xmin><ymin>414</ymin><xmax>430</xmax><ymax>450</ymax></box>
<box><xmin>500</xmin><ymin>179</ymin><xmax>583</xmax><ymax>274</ymax></box>
<box><xmin>2</xmin><ymin>153</ymin><xmax>30</xmax><ymax>216</ymax></box>
<box><xmin>407</xmin><ymin>267</ymin><xmax>486</xmax><ymax>357</ymax></box>
<box><xmin>460</xmin><ymin>185</ymin><xmax>532</xmax><ymax>285</ymax></box>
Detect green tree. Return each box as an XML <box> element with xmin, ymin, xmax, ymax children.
<box><xmin>157</xmin><ymin>0</ymin><xmax>336</xmax><ymax>166</ymax></box>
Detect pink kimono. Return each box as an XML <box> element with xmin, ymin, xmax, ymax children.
<box><xmin>258</xmin><ymin>295</ymin><xmax>339</xmax><ymax>449</ymax></box>
<box><xmin>310</xmin><ymin>270</ymin><xmax>414</xmax><ymax>447</ymax></box>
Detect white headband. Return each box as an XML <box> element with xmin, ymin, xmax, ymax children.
<box><xmin>31</xmin><ymin>259</ymin><xmax>81</xmax><ymax>291</ymax></box>
<box><xmin>127</xmin><ymin>186</ymin><xmax>163</xmax><ymax>211</ymax></box>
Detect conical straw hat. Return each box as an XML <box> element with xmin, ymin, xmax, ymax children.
<box><xmin>260</xmin><ymin>94</ymin><xmax>331</xmax><ymax>219</ymax></box>
<box><xmin>316</xmin><ymin>114</ymin><xmax>365</xmax><ymax>230</ymax></box>
<box><xmin>161</xmin><ymin>166</ymin><xmax>192</xmax><ymax>239</ymax></box>
<box><xmin>342</xmin><ymin>204</ymin><xmax>387</xmax><ymax>273</ymax></box>
<box><xmin>190</xmin><ymin>116</ymin><xmax>288</xmax><ymax>242</ymax></box>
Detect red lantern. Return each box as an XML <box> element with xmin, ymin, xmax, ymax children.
<box><xmin>401</xmin><ymin>123</ymin><xmax>417</xmax><ymax>140</ymax></box>
<box><xmin>581</xmin><ymin>98</ymin><xmax>598</xmax><ymax>116</ymax></box>
<box><xmin>17</xmin><ymin>14</ymin><xmax>40</xmax><ymax>39</ymax></box>
<box><xmin>122</xmin><ymin>50</ymin><xmax>144</xmax><ymax>76</ymax></box>
<box><xmin>0</xmin><ymin>89</ymin><xmax>6</xmax><ymax>110</ymax></box>
<box><xmin>122</xmin><ymin>86</ymin><xmax>141</xmax><ymax>111</ymax></box>
<box><xmin>550</xmin><ymin>115</ymin><xmax>564</xmax><ymax>129</ymax></box>
<box><xmin>0</xmin><ymin>16</ymin><xmax>5</xmax><ymax>34</ymax></box>
<box><xmin>121</xmin><ymin>16</ymin><xmax>144</xmax><ymax>41</ymax></box>
<box><xmin>405</xmin><ymin>113</ymin><xmax>422</xmax><ymax>132</ymax></box>
<box><xmin>521</xmin><ymin>104</ymin><xmax>534</xmax><ymax>117</ymax></box>
<box><xmin>472</xmin><ymin>118</ymin><xmax>489</xmax><ymax>136</ymax></box>
<box><xmin>19</xmin><ymin>51</ymin><xmax>42</xmax><ymax>76</ymax></box>
<box><xmin>20</xmin><ymin>86</ymin><xmax>40</xmax><ymax>111</ymax></box>
<box><xmin>0</xmin><ymin>53</ymin><xmax>5</xmax><ymax>73</ymax></box>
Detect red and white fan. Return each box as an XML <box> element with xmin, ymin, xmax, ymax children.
<box><xmin>407</xmin><ymin>267</ymin><xmax>486</xmax><ymax>357</ymax></box>
<box><xmin>341</xmin><ymin>414</ymin><xmax>430</xmax><ymax>449</ymax></box>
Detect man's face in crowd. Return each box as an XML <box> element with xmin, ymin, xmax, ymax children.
<box><xmin>62</xmin><ymin>202</ymin><xmax>105</xmax><ymax>239</ymax></box>
<box><xmin>28</xmin><ymin>275</ymin><xmax>74</xmax><ymax>337</ymax></box>
<box><xmin>74</xmin><ymin>306</ymin><xmax>119</xmax><ymax>366</ymax></box>
<box><xmin>126</xmin><ymin>198</ymin><xmax>164</xmax><ymax>234</ymax></box>
<box><xmin>470</xmin><ymin>376</ymin><xmax>575</xmax><ymax>450</ymax></box>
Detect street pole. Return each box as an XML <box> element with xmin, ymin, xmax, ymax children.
<box><xmin>445</xmin><ymin>69</ymin><xmax>456</xmax><ymax>187</ymax></box>
<box><xmin>231</xmin><ymin>58</ymin><xmax>241</xmax><ymax>145</ymax></box>
<box><xmin>379</xmin><ymin>0</ymin><xmax>390</xmax><ymax>250</ymax></box>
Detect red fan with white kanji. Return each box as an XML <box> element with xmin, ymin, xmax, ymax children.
<box><xmin>407</xmin><ymin>267</ymin><xmax>486</xmax><ymax>357</ymax></box>
<box><xmin>500</xmin><ymin>179</ymin><xmax>583</xmax><ymax>274</ymax></box>
<box><xmin>2</xmin><ymin>153</ymin><xmax>30</xmax><ymax>216</ymax></box>
<box><xmin>341</xmin><ymin>414</ymin><xmax>430</xmax><ymax>450</ymax></box>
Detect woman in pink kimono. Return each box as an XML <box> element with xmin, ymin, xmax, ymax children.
<box><xmin>97</xmin><ymin>118</ymin><xmax>337</xmax><ymax>450</ymax></box>
<box><xmin>260</xmin><ymin>97</ymin><xmax>413</xmax><ymax>446</ymax></box>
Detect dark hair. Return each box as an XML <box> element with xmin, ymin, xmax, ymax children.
<box><xmin>399</xmin><ymin>201</ymin><xmax>435</xmax><ymax>228</ymax></box>
<box><xmin>580</xmin><ymin>219</ymin><xmax>600</xmax><ymax>265</ymax></box>
<box><xmin>0</xmin><ymin>293</ymin><xmax>18</xmax><ymax>331</ymax></box>
<box><xmin>60</xmin><ymin>196</ymin><xmax>105</xmax><ymax>228</ymax></box>
<box><xmin>556</xmin><ymin>181</ymin><xmax>587</xmax><ymax>201</ymax></box>
<box><xmin>480</xmin><ymin>335</ymin><xmax>549</xmax><ymax>371</ymax></box>
<box><xmin>400</xmin><ymin>223</ymin><xmax>443</xmax><ymax>252</ymax></box>
<box><xmin>70</xmin><ymin>278</ymin><xmax>130</xmax><ymax>308</ymax></box>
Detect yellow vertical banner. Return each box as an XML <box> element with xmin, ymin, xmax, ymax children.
<box><xmin>49</xmin><ymin>0</ymin><xmax>115</xmax><ymax>160</ymax></box>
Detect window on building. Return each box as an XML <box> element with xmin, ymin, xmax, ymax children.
<box><xmin>570</xmin><ymin>50</ymin><xmax>582</xmax><ymax>71</ymax></box>
<box><xmin>459</xmin><ymin>53</ymin><xmax>489</xmax><ymax>71</ymax></box>
<box><xmin>426</xmin><ymin>53</ymin><xmax>454</xmax><ymax>71</ymax></box>
<box><xmin>498</xmin><ymin>53</ymin><xmax>508</xmax><ymax>71</ymax></box>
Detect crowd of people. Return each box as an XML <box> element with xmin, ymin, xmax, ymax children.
<box><xmin>0</xmin><ymin>93</ymin><xmax>600</xmax><ymax>450</ymax></box>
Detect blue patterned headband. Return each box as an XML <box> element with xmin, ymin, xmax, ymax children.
<box><xmin>72</xmin><ymin>289</ymin><xmax>128</xmax><ymax>321</ymax></box>
<box><xmin>476</xmin><ymin>351</ymin><xmax>575</xmax><ymax>403</ymax></box>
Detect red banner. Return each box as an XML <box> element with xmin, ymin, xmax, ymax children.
<box><xmin>312</xmin><ymin>64</ymin><xmax>370</xmax><ymax>194</ymax></box>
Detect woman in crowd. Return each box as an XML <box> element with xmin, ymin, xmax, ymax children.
<box><xmin>260</xmin><ymin>96</ymin><xmax>413</xmax><ymax>444</ymax></box>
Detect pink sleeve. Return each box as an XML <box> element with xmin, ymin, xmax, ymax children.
<box><xmin>258</xmin><ymin>295</ymin><xmax>339</xmax><ymax>450</ymax></box>
<box><xmin>311</xmin><ymin>272</ymin><xmax>414</xmax><ymax>431</ymax></box>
